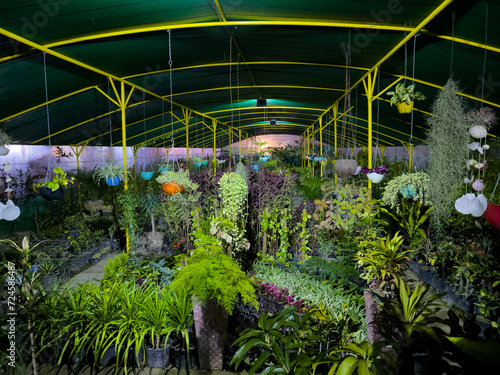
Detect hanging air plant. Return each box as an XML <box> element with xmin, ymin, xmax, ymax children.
<box><xmin>0</xmin><ymin>130</ymin><xmax>12</xmax><ymax>156</ymax></box>
<box><xmin>464</xmin><ymin>107</ymin><xmax>497</xmax><ymax>139</ymax></box>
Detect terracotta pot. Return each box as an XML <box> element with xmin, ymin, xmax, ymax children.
<box><xmin>396</xmin><ymin>101</ymin><xmax>414</xmax><ymax>113</ymax></box>
<box><xmin>484</xmin><ymin>203</ymin><xmax>500</xmax><ymax>231</ymax></box>
<box><xmin>161</xmin><ymin>182</ymin><xmax>184</xmax><ymax>195</ymax></box>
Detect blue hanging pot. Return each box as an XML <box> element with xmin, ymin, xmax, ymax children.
<box><xmin>105</xmin><ymin>176</ymin><xmax>120</xmax><ymax>186</ymax></box>
<box><xmin>251</xmin><ymin>164</ymin><xmax>259</xmax><ymax>171</ymax></box>
<box><xmin>202</xmin><ymin>160</ymin><xmax>208</xmax><ymax>166</ymax></box>
<box><xmin>194</xmin><ymin>162</ymin><xmax>202</xmax><ymax>168</ymax></box>
<box><xmin>141</xmin><ymin>171</ymin><xmax>154</xmax><ymax>180</ymax></box>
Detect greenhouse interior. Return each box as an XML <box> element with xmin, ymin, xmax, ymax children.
<box><xmin>2</xmin><ymin>0</ymin><xmax>500</xmax><ymax>374</ymax></box>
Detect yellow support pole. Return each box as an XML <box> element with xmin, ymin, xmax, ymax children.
<box><xmin>119</xmin><ymin>82</ymin><xmax>131</xmax><ymax>253</ymax></box>
<box><xmin>362</xmin><ymin>67</ymin><xmax>378</xmax><ymax>196</ymax></box>
<box><xmin>319</xmin><ymin>116</ymin><xmax>323</xmax><ymax>177</ymax></box>
<box><xmin>333</xmin><ymin>103</ymin><xmax>338</xmax><ymax>156</ymax></box>
<box><xmin>132</xmin><ymin>144</ymin><xmax>144</xmax><ymax>192</ymax></box>
<box><xmin>229</xmin><ymin>125</ymin><xmax>233</xmax><ymax>168</ymax></box>
<box><xmin>306</xmin><ymin>129</ymin><xmax>310</xmax><ymax>165</ymax></box>
<box><xmin>181</xmin><ymin>108</ymin><xmax>192</xmax><ymax>166</ymax></box>
<box><xmin>213</xmin><ymin>119</ymin><xmax>217</xmax><ymax>174</ymax></box>
<box><xmin>239</xmin><ymin>129</ymin><xmax>242</xmax><ymax>161</ymax></box>
<box><xmin>402</xmin><ymin>142</ymin><xmax>415</xmax><ymax>168</ymax></box>
<box><xmin>69</xmin><ymin>141</ymin><xmax>89</xmax><ymax>212</ymax></box>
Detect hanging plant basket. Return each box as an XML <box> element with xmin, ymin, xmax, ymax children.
<box><xmin>260</xmin><ymin>155</ymin><xmax>271</xmax><ymax>162</ymax></box>
<box><xmin>161</xmin><ymin>182</ymin><xmax>184</xmax><ymax>195</ymax></box>
<box><xmin>484</xmin><ymin>203</ymin><xmax>500</xmax><ymax>231</ymax></box>
<box><xmin>396</xmin><ymin>101</ymin><xmax>414</xmax><ymax>114</ymax></box>
<box><xmin>367</xmin><ymin>172</ymin><xmax>385</xmax><ymax>184</ymax></box>
<box><xmin>202</xmin><ymin>160</ymin><xmax>208</xmax><ymax>166</ymax></box>
<box><xmin>141</xmin><ymin>171</ymin><xmax>154</xmax><ymax>180</ymax></box>
<box><xmin>0</xmin><ymin>145</ymin><xmax>10</xmax><ymax>156</ymax></box>
<box><xmin>193</xmin><ymin>162</ymin><xmax>202</xmax><ymax>168</ymax></box>
<box><xmin>105</xmin><ymin>176</ymin><xmax>120</xmax><ymax>186</ymax></box>
<box><xmin>333</xmin><ymin>159</ymin><xmax>358</xmax><ymax>178</ymax></box>
<box><xmin>39</xmin><ymin>187</ymin><xmax>64</xmax><ymax>201</ymax></box>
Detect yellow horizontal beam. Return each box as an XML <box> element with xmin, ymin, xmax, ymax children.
<box><xmin>0</xmin><ymin>86</ymin><xmax>96</xmax><ymax>124</ymax></box>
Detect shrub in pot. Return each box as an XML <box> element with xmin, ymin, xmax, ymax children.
<box><xmin>93</xmin><ymin>162</ymin><xmax>129</xmax><ymax>186</ymax></box>
<box><xmin>139</xmin><ymin>286</ymin><xmax>174</xmax><ymax>369</ymax></box>
<box><xmin>170</xmin><ymin>229</ymin><xmax>258</xmax><ymax>370</ymax></box>
<box><xmin>33</xmin><ymin>166</ymin><xmax>75</xmax><ymax>201</ymax></box>
<box><xmin>156</xmin><ymin>168</ymin><xmax>198</xmax><ymax>195</ymax></box>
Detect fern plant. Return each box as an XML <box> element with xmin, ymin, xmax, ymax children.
<box><xmin>170</xmin><ymin>234</ymin><xmax>258</xmax><ymax>315</ymax></box>
<box><xmin>426</xmin><ymin>79</ymin><xmax>469</xmax><ymax>239</ymax></box>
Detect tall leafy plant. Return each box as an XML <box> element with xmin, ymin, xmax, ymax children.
<box><xmin>426</xmin><ymin>79</ymin><xmax>469</xmax><ymax>239</ymax></box>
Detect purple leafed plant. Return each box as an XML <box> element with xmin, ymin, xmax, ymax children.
<box><xmin>362</xmin><ymin>165</ymin><xmax>389</xmax><ymax>175</ymax></box>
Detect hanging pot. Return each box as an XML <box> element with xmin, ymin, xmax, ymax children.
<box><xmin>396</xmin><ymin>101</ymin><xmax>414</xmax><ymax>114</ymax></box>
<box><xmin>469</xmin><ymin>124</ymin><xmax>488</xmax><ymax>139</ymax></box>
<box><xmin>105</xmin><ymin>176</ymin><xmax>120</xmax><ymax>186</ymax></box>
<box><xmin>0</xmin><ymin>145</ymin><xmax>10</xmax><ymax>156</ymax></box>
<box><xmin>260</xmin><ymin>155</ymin><xmax>271</xmax><ymax>162</ymax></box>
<box><xmin>39</xmin><ymin>187</ymin><xmax>64</xmax><ymax>201</ymax></box>
<box><xmin>202</xmin><ymin>160</ymin><xmax>208</xmax><ymax>166</ymax></box>
<box><xmin>141</xmin><ymin>171</ymin><xmax>154</xmax><ymax>180</ymax></box>
<box><xmin>367</xmin><ymin>172</ymin><xmax>385</xmax><ymax>184</ymax></box>
<box><xmin>333</xmin><ymin>159</ymin><xmax>358</xmax><ymax>178</ymax></box>
<box><xmin>250</xmin><ymin>164</ymin><xmax>259</xmax><ymax>172</ymax></box>
<box><xmin>161</xmin><ymin>182</ymin><xmax>184</xmax><ymax>195</ymax></box>
<box><xmin>484</xmin><ymin>203</ymin><xmax>500</xmax><ymax>231</ymax></box>
<box><xmin>193</xmin><ymin>162</ymin><xmax>202</xmax><ymax>168</ymax></box>
<box><xmin>400</xmin><ymin>185</ymin><xmax>418</xmax><ymax>199</ymax></box>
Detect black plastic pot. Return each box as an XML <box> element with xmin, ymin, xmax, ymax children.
<box><xmin>39</xmin><ymin>186</ymin><xmax>64</xmax><ymax>201</ymax></box>
<box><xmin>146</xmin><ymin>346</ymin><xmax>170</xmax><ymax>368</ymax></box>
<box><xmin>171</xmin><ymin>344</ymin><xmax>196</xmax><ymax>370</ymax></box>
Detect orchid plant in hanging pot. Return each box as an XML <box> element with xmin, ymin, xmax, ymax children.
<box><xmin>362</xmin><ymin>165</ymin><xmax>389</xmax><ymax>184</ymax></box>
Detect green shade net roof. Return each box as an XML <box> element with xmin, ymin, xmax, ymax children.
<box><xmin>1</xmin><ymin>0</ymin><xmax>499</xmax><ymax>149</ymax></box>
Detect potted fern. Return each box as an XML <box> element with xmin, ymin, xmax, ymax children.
<box><xmin>387</xmin><ymin>83</ymin><xmax>426</xmax><ymax>113</ymax></box>
<box><xmin>170</xmin><ymin>229</ymin><xmax>258</xmax><ymax>370</ymax></box>
<box><xmin>0</xmin><ymin>129</ymin><xmax>12</xmax><ymax>155</ymax></box>
<box><xmin>33</xmin><ymin>166</ymin><xmax>75</xmax><ymax>201</ymax></box>
<box><xmin>156</xmin><ymin>169</ymin><xmax>198</xmax><ymax>195</ymax></box>
<box><xmin>93</xmin><ymin>162</ymin><xmax>128</xmax><ymax>186</ymax></box>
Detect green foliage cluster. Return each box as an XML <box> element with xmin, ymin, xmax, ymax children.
<box><xmin>426</xmin><ymin>79</ymin><xmax>469</xmax><ymax>239</ymax></box>
<box><xmin>33</xmin><ymin>166</ymin><xmax>75</xmax><ymax>192</ymax></box>
<box><xmin>156</xmin><ymin>168</ymin><xmax>199</xmax><ymax>191</ymax></box>
<box><xmin>355</xmin><ymin>232</ymin><xmax>414</xmax><ymax>293</ymax></box>
<box><xmin>171</xmin><ymin>229</ymin><xmax>258</xmax><ymax>315</ymax></box>
<box><xmin>387</xmin><ymin>83</ymin><xmax>426</xmax><ymax>105</ymax></box>
<box><xmin>218</xmin><ymin>172</ymin><xmax>248</xmax><ymax>221</ymax></box>
<box><xmin>253</xmin><ymin>262</ymin><xmax>366</xmax><ymax>343</ymax></box>
<box><xmin>381</xmin><ymin>170</ymin><xmax>431</xmax><ymax>210</ymax></box>
<box><xmin>93</xmin><ymin>162</ymin><xmax>129</xmax><ymax>182</ymax></box>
